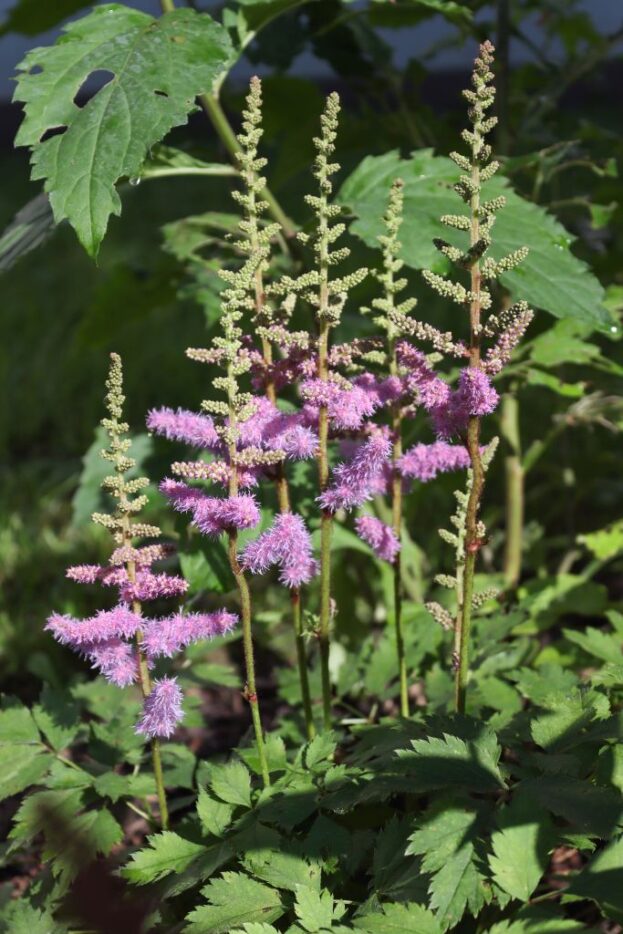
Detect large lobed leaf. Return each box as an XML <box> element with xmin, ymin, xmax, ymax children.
<box><xmin>13</xmin><ymin>4</ymin><xmax>233</xmax><ymax>257</ymax></box>
<box><xmin>338</xmin><ymin>150</ymin><xmax>607</xmax><ymax>326</ymax></box>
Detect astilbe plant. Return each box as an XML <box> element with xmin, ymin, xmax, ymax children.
<box><xmin>419</xmin><ymin>40</ymin><xmax>533</xmax><ymax>710</ymax></box>
<box><xmin>46</xmin><ymin>354</ymin><xmax>237</xmax><ymax>827</ymax></box>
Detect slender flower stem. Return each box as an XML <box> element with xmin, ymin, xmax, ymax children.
<box><xmin>317</xmin><ymin>319</ymin><xmax>333</xmax><ymax>731</ymax></box>
<box><xmin>389</xmin><ymin>338</ymin><xmax>409</xmax><ymax>717</ymax></box>
<box><xmin>501</xmin><ymin>391</ymin><xmax>523</xmax><ymax>588</ymax></box>
<box><xmin>159</xmin><ymin>0</ymin><xmax>297</xmax><ymax>247</ymax></box>
<box><xmin>227</xmin><ymin>529</ymin><xmax>270</xmax><ymax>786</ymax></box>
<box><xmin>227</xmin><ymin>392</ymin><xmax>270</xmax><ymax>786</ymax></box>
<box><xmin>455</xmin><ymin>56</ymin><xmax>489</xmax><ymax>715</ymax></box>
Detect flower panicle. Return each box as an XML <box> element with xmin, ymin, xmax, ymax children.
<box><xmin>368</xmin><ymin>178</ymin><xmax>417</xmax><ymax>341</ymax></box>
<box><xmin>95</xmin><ymin>353</ymin><xmax>155</xmax><ymax>545</ymax></box>
<box><xmin>419</xmin><ymin>41</ymin><xmax>533</xmax><ymax>368</ymax></box>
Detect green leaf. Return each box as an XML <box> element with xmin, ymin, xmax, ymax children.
<box><xmin>531</xmin><ymin>688</ymin><xmax>610</xmax><ymax>751</ymax></box>
<box><xmin>243</xmin><ymin>846</ymin><xmax>320</xmax><ymax>893</ymax></box>
<box><xmin>0</xmin><ymin>901</ymin><xmax>64</xmax><ymax>934</ymax></box>
<box><xmin>373</xmin><ymin>816</ymin><xmax>426</xmax><ymax>902</ymax></box>
<box><xmin>0</xmin><ymin>745</ymin><xmax>51</xmax><ymax>800</ymax></box>
<box><xmin>528</xmin><ymin>321</ymin><xmax>601</xmax><ymax>368</ymax></box>
<box><xmin>209</xmin><ymin>759</ymin><xmax>252</xmax><ymax>808</ymax></box>
<box><xmin>354</xmin><ymin>903</ymin><xmax>441</xmax><ymax>934</ymax></box>
<box><xmin>339</xmin><ymin>150</ymin><xmax>607</xmax><ymax>325</ymax></box>
<box><xmin>563</xmin><ymin>626</ymin><xmax>622</xmax><ymax>664</ymax></box>
<box><xmin>14</xmin><ymin>5</ymin><xmax>233</xmax><ymax>256</ymax></box>
<box><xmin>197</xmin><ymin>787</ymin><xmax>233</xmax><ymax>838</ymax></box>
<box><xmin>186</xmin><ymin>873</ymin><xmax>284</xmax><ymax>933</ymax></box>
<box><xmin>407</xmin><ymin>801</ymin><xmax>490</xmax><ymax>930</ymax></box>
<box><xmin>32</xmin><ymin>685</ymin><xmax>80</xmax><ymax>750</ymax></box>
<box><xmin>294</xmin><ymin>886</ymin><xmax>346</xmax><ymax>932</ymax></box>
<box><xmin>489</xmin><ymin>793</ymin><xmax>556</xmax><ymax>901</ymax></box>
<box><xmin>564</xmin><ymin>834</ymin><xmax>623</xmax><ymax>922</ymax></box>
<box><xmin>93</xmin><ymin>771</ymin><xmax>135</xmax><ymax>802</ymax></box>
<box><xmin>485</xmin><ymin>905</ymin><xmax>602</xmax><ymax>933</ymax></box>
<box><xmin>398</xmin><ymin>726</ymin><xmax>504</xmax><ymax>790</ymax></box>
<box><xmin>578</xmin><ymin>521</ymin><xmax>623</xmax><ymax>560</ymax></box>
<box><xmin>230</xmin><ymin>926</ymin><xmax>279</xmax><ymax>934</ymax></box>
<box><xmin>527</xmin><ymin>776</ymin><xmax>623</xmax><ymax>838</ymax></box>
<box><xmin>123</xmin><ymin>831</ymin><xmax>206</xmax><ymax>885</ymax></box>
<box><xmin>301</xmin><ymin>732</ymin><xmax>337</xmax><ymax>770</ymax></box>
<box><xmin>0</xmin><ymin>702</ymin><xmax>41</xmax><ymax>744</ymax></box>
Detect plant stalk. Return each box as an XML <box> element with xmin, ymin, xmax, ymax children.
<box><xmin>455</xmin><ymin>129</ymin><xmax>485</xmax><ymax>715</ymax></box>
<box><xmin>501</xmin><ymin>391</ymin><xmax>523</xmax><ymax>588</ymax></box>
<box><xmin>226</xmin><ymin>392</ymin><xmax>270</xmax><ymax>786</ymax></box>
<box><xmin>389</xmin><ymin>340</ymin><xmax>409</xmax><ymax>717</ymax></box>
<box><xmin>317</xmin><ymin>317</ymin><xmax>333</xmax><ymax>731</ymax></box>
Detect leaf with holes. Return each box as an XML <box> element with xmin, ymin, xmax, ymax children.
<box><xmin>14</xmin><ymin>5</ymin><xmax>233</xmax><ymax>256</ymax></box>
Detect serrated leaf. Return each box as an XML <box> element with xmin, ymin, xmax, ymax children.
<box><xmin>243</xmin><ymin>846</ymin><xmax>320</xmax><ymax>893</ymax></box>
<box><xmin>302</xmin><ymin>732</ymin><xmax>337</xmax><ymax>770</ymax></box>
<box><xmin>563</xmin><ymin>626</ymin><xmax>622</xmax><ymax>664</ymax></box>
<box><xmin>527</xmin><ymin>775</ymin><xmax>623</xmax><ymax>838</ymax></box>
<box><xmin>186</xmin><ymin>872</ymin><xmax>284</xmax><ymax>933</ymax></box>
<box><xmin>0</xmin><ymin>702</ymin><xmax>41</xmax><ymax>744</ymax></box>
<box><xmin>0</xmin><ymin>745</ymin><xmax>52</xmax><ymax>800</ymax></box>
<box><xmin>14</xmin><ymin>5</ymin><xmax>233</xmax><ymax>256</ymax></box>
<box><xmin>564</xmin><ymin>834</ymin><xmax>623</xmax><ymax>922</ymax></box>
<box><xmin>489</xmin><ymin>793</ymin><xmax>556</xmax><ymax>901</ymax></box>
<box><xmin>354</xmin><ymin>903</ymin><xmax>441</xmax><ymax>934</ymax></box>
<box><xmin>407</xmin><ymin>800</ymin><xmax>490</xmax><ymax>930</ymax></box>
<box><xmin>578</xmin><ymin>521</ymin><xmax>623</xmax><ymax>560</ymax></box>
<box><xmin>373</xmin><ymin>816</ymin><xmax>426</xmax><ymax>902</ymax></box>
<box><xmin>93</xmin><ymin>771</ymin><xmax>134</xmax><ymax>802</ymax></box>
<box><xmin>0</xmin><ymin>901</ymin><xmax>64</xmax><ymax>934</ymax></box>
<box><xmin>294</xmin><ymin>886</ymin><xmax>346</xmax><ymax>932</ymax></box>
<box><xmin>486</xmin><ymin>905</ymin><xmax>601</xmax><ymax>933</ymax></box>
<box><xmin>399</xmin><ymin>727</ymin><xmax>504</xmax><ymax>790</ymax></box>
<box><xmin>197</xmin><ymin>787</ymin><xmax>233</xmax><ymax>838</ymax></box>
<box><xmin>123</xmin><ymin>831</ymin><xmax>205</xmax><ymax>885</ymax></box>
<box><xmin>32</xmin><ymin>685</ymin><xmax>80</xmax><ymax>750</ymax></box>
<box><xmin>531</xmin><ymin>688</ymin><xmax>610</xmax><ymax>751</ymax></box>
<box><xmin>230</xmin><ymin>926</ymin><xmax>279</xmax><ymax>934</ymax></box>
<box><xmin>209</xmin><ymin>759</ymin><xmax>252</xmax><ymax>808</ymax></box>
<box><xmin>339</xmin><ymin>150</ymin><xmax>607</xmax><ymax>325</ymax></box>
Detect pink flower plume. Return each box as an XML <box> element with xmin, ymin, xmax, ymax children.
<box><xmin>135</xmin><ymin>677</ymin><xmax>184</xmax><ymax>739</ymax></box>
<box><xmin>142</xmin><ymin>610</ymin><xmax>238</xmax><ymax>659</ymax></box>
<box><xmin>147</xmin><ymin>407</ymin><xmax>220</xmax><ymax>449</ymax></box>
<box><xmin>318</xmin><ymin>429</ymin><xmax>392</xmax><ymax>513</ymax></box>
<box><xmin>355</xmin><ymin>516</ymin><xmax>400</xmax><ymax>563</ymax></box>
<box><xmin>241</xmin><ymin>513</ymin><xmax>318</xmax><ymax>587</ymax></box>
<box><xmin>398</xmin><ymin>441</ymin><xmax>471</xmax><ymax>482</ymax></box>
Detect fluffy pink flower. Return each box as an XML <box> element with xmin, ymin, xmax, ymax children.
<box><xmin>147</xmin><ymin>407</ymin><xmax>220</xmax><ymax>449</ymax></box>
<box><xmin>355</xmin><ymin>516</ymin><xmax>401</xmax><ymax>563</ymax></box>
<box><xmin>397</xmin><ymin>341</ymin><xmax>450</xmax><ymax>410</ymax></box>
<box><xmin>66</xmin><ymin>564</ymin><xmax>102</xmax><ymax>584</ymax></box>
<box><xmin>135</xmin><ymin>677</ymin><xmax>184</xmax><ymax>739</ymax></box>
<box><xmin>46</xmin><ymin>605</ymin><xmax>142</xmax><ymax>646</ymax></box>
<box><xmin>142</xmin><ymin>610</ymin><xmax>238</xmax><ymax>659</ymax></box>
<box><xmin>241</xmin><ymin>513</ymin><xmax>318</xmax><ymax>587</ymax></box>
<box><xmin>319</xmin><ymin>429</ymin><xmax>392</xmax><ymax>512</ymax></box>
<box><xmin>398</xmin><ymin>441</ymin><xmax>471</xmax><ymax>482</ymax></box>
<box><xmin>119</xmin><ymin>571</ymin><xmax>188</xmax><ymax>603</ymax></box>
<box><xmin>82</xmin><ymin>638</ymin><xmax>138</xmax><ymax>687</ymax></box>
<box><xmin>300</xmin><ymin>378</ymin><xmax>380</xmax><ymax>431</ymax></box>
<box><xmin>193</xmin><ymin>494</ymin><xmax>261</xmax><ymax>536</ymax></box>
<box><xmin>431</xmin><ymin>368</ymin><xmax>499</xmax><ymax>439</ymax></box>
<box><xmin>161</xmin><ymin>480</ymin><xmax>260</xmax><ymax>536</ymax></box>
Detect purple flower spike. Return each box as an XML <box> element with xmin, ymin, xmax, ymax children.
<box><xmin>142</xmin><ymin>610</ymin><xmax>238</xmax><ymax>660</ymax></box>
<box><xmin>147</xmin><ymin>407</ymin><xmax>220</xmax><ymax>449</ymax></box>
<box><xmin>318</xmin><ymin>429</ymin><xmax>392</xmax><ymax>513</ymax></box>
<box><xmin>430</xmin><ymin>368</ymin><xmax>499</xmax><ymax>439</ymax></box>
<box><xmin>135</xmin><ymin>677</ymin><xmax>184</xmax><ymax>739</ymax></box>
<box><xmin>45</xmin><ymin>604</ymin><xmax>142</xmax><ymax>646</ymax></box>
<box><xmin>355</xmin><ymin>516</ymin><xmax>400</xmax><ymax>563</ymax></box>
<box><xmin>398</xmin><ymin>441</ymin><xmax>471</xmax><ymax>482</ymax></box>
<box><xmin>82</xmin><ymin>638</ymin><xmax>138</xmax><ymax>687</ymax></box>
<box><xmin>241</xmin><ymin>513</ymin><xmax>318</xmax><ymax>587</ymax></box>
